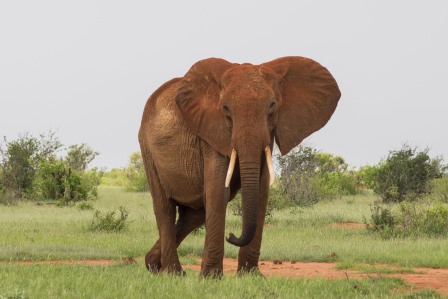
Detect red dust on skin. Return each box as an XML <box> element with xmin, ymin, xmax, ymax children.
<box><xmin>6</xmin><ymin>258</ymin><xmax>448</xmax><ymax>295</ymax></box>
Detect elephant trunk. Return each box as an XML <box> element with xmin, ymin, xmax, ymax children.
<box><xmin>226</xmin><ymin>149</ymin><xmax>261</xmax><ymax>247</ymax></box>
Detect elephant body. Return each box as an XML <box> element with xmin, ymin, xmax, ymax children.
<box><xmin>141</xmin><ymin>79</ymin><xmax>204</xmax><ymax>208</ymax></box>
<box><xmin>139</xmin><ymin>57</ymin><xmax>340</xmax><ymax>277</ymax></box>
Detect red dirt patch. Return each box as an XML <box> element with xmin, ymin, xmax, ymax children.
<box><xmin>184</xmin><ymin>258</ymin><xmax>448</xmax><ymax>295</ymax></box>
<box><xmin>329</xmin><ymin>222</ymin><xmax>366</xmax><ymax>229</ymax></box>
<box><xmin>10</xmin><ymin>259</ymin><xmax>117</xmax><ymax>266</ymax></box>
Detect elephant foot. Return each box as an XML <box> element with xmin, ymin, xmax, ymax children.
<box><xmin>145</xmin><ymin>251</ymin><xmax>161</xmax><ymax>273</ymax></box>
<box><xmin>200</xmin><ymin>267</ymin><xmax>223</xmax><ymax>279</ymax></box>
<box><xmin>161</xmin><ymin>265</ymin><xmax>185</xmax><ymax>276</ymax></box>
<box><xmin>237</xmin><ymin>266</ymin><xmax>265</xmax><ymax>278</ymax></box>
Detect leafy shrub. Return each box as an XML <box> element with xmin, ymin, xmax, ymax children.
<box><xmin>276</xmin><ymin>146</ymin><xmax>360</xmax><ymax>207</ymax></box>
<box><xmin>100</xmin><ymin>168</ymin><xmax>127</xmax><ymax>187</ymax></box>
<box><xmin>366</xmin><ymin>145</ymin><xmax>445</xmax><ymax>203</ymax></box>
<box><xmin>0</xmin><ymin>134</ymin><xmax>40</xmax><ymax>198</ymax></box>
<box><xmin>88</xmin><ymin>206</ymin><xmax>129</xmax><ymax>232</ymax></box>
<box><xmin>365</xmin><ymin>200</ymin><xmax>448</xmax><ymax>239</ymax></box>
<box><xmin>357</xmin><ymin>165</ymin><xmax>378</xmax><ymax>190</ymax></box>
<box><xmin>430</xmin><ymin>176</ymin><xmax>448</xmax><ymax>203</ymax></box>
<box><xmin>423</xmin><ymin>204</ymin><xmax>448</xmax><ymax>236</ymax></box>
<box><xmin>365</xmin><ymin>201</ymin><xmax>396</xmax><ymax>232</ymax></box>
<box><xmin>0</xmin><ymin>132</ymin><xmax>100</xmax><ymax>202</ymax></box>
<box><xmin>33</xmin><ymin>160</ymin><xmax>100</xmax><ymax>204</ymax></box>
<box><xmin>77</xmin><ymin>201</ymin><xmax>94</xmax><ymax>210</ymax></box>
<box><xmin>124</xmin><ymin>152</ymin><xmax>148</xmax><ymax>192</ymax></box>
<box><xmin>396</xmin><ymin>202</ymin><xmax>448</xmax><ymax>238</ymax></box>
<box><xmin>325</xmin><ymin>171</ymin><xmax>359</xmax><ymax>196</ymax></box>
<box><xmin>0</xmin><ymin>187</ymin><xmax>17</xmax><ymax>205</ymax></box>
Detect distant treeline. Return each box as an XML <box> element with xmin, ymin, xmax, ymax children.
<box><xmin>2</xmin><ymin>132</ymin><xmax>447</xmax><ymax>208</ymax></box>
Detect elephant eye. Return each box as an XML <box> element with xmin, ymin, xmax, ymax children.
<box><xmin>269</xmin><ymin>100</ymin><xmax>277</xmax><ymax>110</ymax></box>
<box><xmin>222</xmin><ymin>104</ymin><xmax>230</xmax><ymax>114</ymax></box>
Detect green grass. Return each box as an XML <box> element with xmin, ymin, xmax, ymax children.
<box><xmin>0</xmin><ymin>187</ymin><xmax>153</xmax><ymax>261</ymax></box>
<box><xmin>0</xmin><ymin>263</ymin><xmax>415</xmax><ymax>299</ymax></box>
<box><xmin>1</xmin><ymin>187</ymin><xmax>448</xmax><ymax>267</ymax></box>
<box><xmin>335</xmin><ymin>261</ymin><xmax>417</xmax><ymax>274</ymax></box>
<box><xmin>1</xmin><ymin>187</ymin><xmax>448</xmax><ymax>298</ymax></box>
<box><xmin>254</xmin><ymin>196</ymin><xmax>448</xmax><ymax>268</ymax></box>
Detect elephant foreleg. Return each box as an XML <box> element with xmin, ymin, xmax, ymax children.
<box><xmin>201</xmin><ymin>150</ymin><xmax>230</xmax><ymax>278</ymax></box>
<box><xmin>236</xmin><ymin>163</ymin><xmax>269</xmax><ymax>275</ymax></box>
<box><xmin>145</xmin><ymin>206</ymin><xmax>205</xmax><ymax>272</ymax></box>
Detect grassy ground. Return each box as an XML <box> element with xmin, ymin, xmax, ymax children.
<box><xmin>1</xmin><ymin>263</ymin><xmax>419</xmax><ymax>299</ymax></box>
<box><xmin>1</xmin><ymin>186</ymin><xmax>447</xmax><ymax>298</ymax></box>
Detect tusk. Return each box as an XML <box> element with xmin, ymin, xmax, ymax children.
<box><xmin>225</xmin><ymin>148</ymin><xmax>237</xmax><ymax>188</ymax></box>
<box><xmin>265</xmin><ymin>146</ymin><xmax>275</xmax><ymax>186</ymax></box>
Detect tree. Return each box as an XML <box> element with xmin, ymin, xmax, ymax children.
<box><xmin>0</xmin><ymin>132</ymin><xmax>100</xmax><ymax>202</ymax></box>
<box><xmin>0</xmin><ymin>132</ymin><xmax>62</xmax><ymax>198</ymax></box>
<box><xmin>367</xmin><ymin>145</ymin><xmax>445</xmax><ymax>202</ymax></box>
<box><xmin>65</xmin><ymin>143</ymin><xmax>99</xmax><ymax>172</ymax></box>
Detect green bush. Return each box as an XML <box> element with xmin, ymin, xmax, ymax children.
<box><xmin>33</xmin><ymin>159</ymin><xmax>100</xmax><ymax>204</ymax></box>
<box><xmin>276</xmin><ymin>146</ymin><xmax>360</xmax><ymax>207</ymax></box>
<box><xmin>366</xmin><ymin>145</ymin><xmax>445</xmax><ymax>203</ymax></box>
<box><xmin>34</xmin><ymin>159</ymin><xmax>66</xmax><ymax>200</ymax></box>
<box><xmin>100</xmin><ymin>168</ymin><xmax>127</xmax><ymax>187</ymax></box>
<box><xmin>357</xmin><ymin>165</ymin><xmax>378</xmax><ymax>190</ymax></box>
<box><xmin>365</xmin><ymin>200</ymin><xmax>448</xmax><ymax>239</ymax></box>
<box><xmin>0</xmin><ymin>132</ymin><xmax>100</xmax><ymax>202</ymax></box>
<box><xmin>365</xmin><ymin>201</ymin><xmax>396</xmax><ymax>232</ymax></box>
<box><xmin>0</xmin><ymin>187</ymin><xmax>17</xmax><ymax>205</ymax></box>
<box><xmin>77</xmin><ymin>201</ymin><xmax>94</xmax><ymax>210</ymax></box>
<box><xmin>423</xmin><ymin>204</ymin><xmax>448</xmax><ymax>236</ymax></box>
<box><xmin>88</xmin><ymin>206</ymin><xmax>129</xmax><ymax>232</ymax></box>
<box><xmin>0</xmin><ymin>134</ymin><xmax>40</xmax><ymax>199</ymax></box>
<box><xmin>325</xmin><ymin>171</ymin><xmax>359</xmax><ymax>196</ymax></box>
<box><xmin>124</xmin><ymin>152</ymin><xmax>148</xmax><ymax>192</ymax></box>
<box><xmin>430</xmin><ymin>176</ymin><xmax>448</xmax><ymax>203</ymax></box>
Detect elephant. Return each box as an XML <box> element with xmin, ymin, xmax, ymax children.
<box><xmin>138</xmin><ymin>56</ymin><xmax>340</xmax><ymax>277</ymax></box>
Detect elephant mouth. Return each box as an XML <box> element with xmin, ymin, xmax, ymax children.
<box><xmin>225</xmin><ymin>146</ymin><xmax>275</xmax><ymax>188</ymax></box>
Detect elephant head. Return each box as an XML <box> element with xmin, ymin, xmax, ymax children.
<box><xmin>176</xmin><ymin>57</ymin><xmax>340</xmax><ymax>247</ymax></box>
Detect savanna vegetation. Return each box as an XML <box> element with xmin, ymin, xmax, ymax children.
<box><xmin>1</xmin><ymin>135</ymin><xmax>448</xmax><ymax>298</ymax></box>
<box><xmin>0</xmin><ymin>132</ymin><xmax>101</xmax><ymax>205</ymax></box>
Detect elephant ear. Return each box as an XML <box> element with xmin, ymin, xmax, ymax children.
<box><xmin>262</xmin><ymin>56</ymin><xmax>341</xmax><ymax>156</ymax></box>
<box><xmin>176</xmin><ymin>58</ymin><xmax>237</xmax><ymax>157</ymax></box>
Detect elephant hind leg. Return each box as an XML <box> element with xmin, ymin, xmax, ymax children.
<box><xmin>145</xmin><ymin>239</ymin><xmax>162</xmax><ymax>272</ymax></box>
<box><xmin>145</xmin><ymin>205</ymin><xmax>205</xmax><ymax>273</ymax></box>
<box><xmin>140</xmin><ymin>148</ymin><xmax>181</xmax><ymax>274</ymax></box>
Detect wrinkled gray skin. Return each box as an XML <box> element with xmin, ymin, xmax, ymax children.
<box><xmin>139</xmin><ymin>56</ymin><xmax>340</xmax><ymax>277</ymax></box>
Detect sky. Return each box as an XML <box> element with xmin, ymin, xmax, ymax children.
<box><xmin>1</xmin><ymin>1</ymin><xmax>447</xmax><ymax>169</ymax></box>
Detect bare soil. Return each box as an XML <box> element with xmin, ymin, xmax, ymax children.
<box><xmin>185</xmin><ymin>258</ymin><xmax>448</xmax><ymax>295</ymax></box>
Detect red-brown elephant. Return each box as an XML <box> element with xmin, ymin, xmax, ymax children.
<box><xmin>139</xmin><ymin>56</ymin><xmax>340</xmax><ymax>277</ymax></box>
